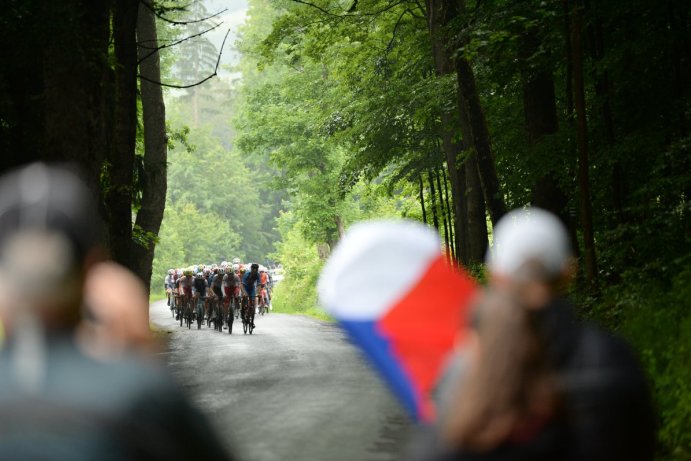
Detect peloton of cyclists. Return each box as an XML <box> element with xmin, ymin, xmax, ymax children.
<box><xmin>166</xmin><ymin>259</ymin><xmax>277</xmax><ymax>332</ymax></box>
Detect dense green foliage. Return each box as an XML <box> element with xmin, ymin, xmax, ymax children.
<box><xmin>233</xmin><ymin>0</ymin><xmax>691</xmax><ymax>458</ymax></box>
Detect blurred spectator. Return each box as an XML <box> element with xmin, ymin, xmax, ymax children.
<box><xmin>78</xmin><ymin>261</ymin><xmax>158</xmax><ymax>359</ymax></box>
<box><xmin>410</xmin><ymin>207</ymin><xmax>655</xmax><ymax>461</ymax></box>
<box><xmin>0</xmin><ymin>163</ymin><xmax>233</xmax><ymax>460</ymax></box>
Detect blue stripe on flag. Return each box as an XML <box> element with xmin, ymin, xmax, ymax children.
<box><xmin>339</xmin><ymin>319</ymin><xmax>420</xmax><ymax>420</ymax></box>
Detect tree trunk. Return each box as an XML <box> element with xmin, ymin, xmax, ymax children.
<box><xmin>441</xmin><ymin>166</ymin><xmax>456</xmax><ymax>261</ymax></box>
<box><xmin>571</xmin><ymin>1</ymin><xmax>598</xmax><ymax>284</ymax></box>
<box><xmin>419</xmin><ymin>175</ymin><xmax>427</xmax><ymax>225</ymax></box>
<box><xmin>428</xmin><ymin>170</ymin><xmax>441</xmax><ymax>233</ymax></box>
<box><xmin>133</xmin><ymin>0</ymin><xmax>168</xmax><ymax>291</ymax></box>
<box><xmin>518</xmin><ymin>29</ymin><xmax>572</xmax><ymax>231</ymax></box>
<box><xmin>107</xmin><ymin>0</ymin><xmax>139</xmax><ymax>269</ymax></box>
<box><xmin>425</xmin><ymin>0</ymin><xmax>466</xmax><ymax>265</ymax></box>
<box><xmin>436</xmin><ymin>167</ymin><xmax>453</xmax><ymax>262</ymax></box>
<box><xmin>456</xmin><ymin>162</ymin><xmax>470</xmax><ymax>266</ymax></box>
<box><xmin>42</xmin><ymin>0</ymin><xmax>111</xmax><ymax>204</ymax></box>
<box><xmin>562</xmin><ymin>0</ymin><xmax>581</xmax><ymax>259</ymax></box>
<box><xmin>586</xmin><ymin>13</ymin><xmax>624</xmax><ymax>218</ymax></box>
<box><xmin>465</xmin><ymin>153</ymin><xmax>488</xmax><ymax>264</ymax></box>
<box><xmin>455</xmin><ymin>56</ymin><xmax>506</xmax><ymax>226</ymax></box>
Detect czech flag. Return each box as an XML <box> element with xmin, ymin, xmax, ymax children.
<box><xmin>318</xmin><ymin>220</ymin><xmax>477</xmax><ymax>423</ymax></box>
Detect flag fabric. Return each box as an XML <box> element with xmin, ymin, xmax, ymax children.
<box><xmin>318</xmin><ymin>220</ymin><xmax>477</xmax><ymax>422</ymax></box>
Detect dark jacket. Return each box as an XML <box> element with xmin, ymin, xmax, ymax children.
<box><xmin>408</xmin><ymin>298</ymin><xmax>655</xmax><ymax>461</ymax></box>
<box><xmin>0</xmin><ymin>337</ymin><xmax>233</xmax><ymax>461</ymax></box>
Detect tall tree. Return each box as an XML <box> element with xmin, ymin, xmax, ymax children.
<box><xmin>41</xmin><ymin>1</ymin><xmax>112</xmax><ymax>209</ymax></box>
<box><xmin>106</xmin><ymin>0</ymin><xmax>140</xmax><ymax>270</ymax></box>
<box><xmin>424</xmin><ymin>0</ymin><xmax>468</xmax><ymax>264</ymax></box>
<box><xmin>570</xmin><ymin>0</ymin><xmax>597</xmax><ymax>283</ymax></box>
<box><xmin>133</xmin><ymin>0</ymin><xmax>169</xmax><ymax>291</ymax></box>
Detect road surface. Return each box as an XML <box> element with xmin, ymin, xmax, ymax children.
<box><xmin>150</xmin><ymin>300</ymin><xmax>412</xmax><ymax>461</ymax></box>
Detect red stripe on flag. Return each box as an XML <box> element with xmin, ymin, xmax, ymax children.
<box><xmin>378</xmin><ymin>255</ymin><xmax>477</xmax><ymax>421</ymax></box>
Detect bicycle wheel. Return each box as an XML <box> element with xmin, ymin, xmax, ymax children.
<box><xmin>242</xmin><ymin>300</ymin><xmax>249</xmax><ymax>334</ymax></box>
<box><xmin>186</xmin><ymin>301</ymin><xmax>192</xmax><ymax>329</ymax></box>
<box><xmin>196</xmin><ymin>300</ymin><xmax>203</xmax><ymax>329</ymax></box>
<box><xmin>207</xmin><ymin>299</ymin><xmax>212</xmax><ymax>328</ymax></box>
<box><xmin>248</xmin><ymin>307</ymin><xmax>255</xmax><ymax>335</ymax></box>
<box><xmin>227</xmin><ymin>299</ymin><xmax>234</xmax><ymax>334</ymax></box>
<box><xmin>178</xmin><ymin>299</ymin><xmax>183</xmax><ymax>327</ymax></box>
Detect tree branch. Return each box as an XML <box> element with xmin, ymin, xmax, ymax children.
<box><xmin>137</xmin><ymin>22</ymin><xmax>223</xmax><ymax>64</ymax></box>
<box><xmin>290</xmin><ymin>0</ymin><xmax>407</xmax><ymax>18</ymax></box>
<box><xmin>138</xmin><ymin>22</ymin><xmax>221</xmax><ymax>47</ymax></box>
<box><xmin>386</xmin><ymin>8</ymin><xmax>411</xmax><ymax>53</ymax></box>
<box><xmin>137</xmin><ymin>29</ymin><xmax>230</xmax><ymax>88</ymax></box>
<box><xmin>139</xmin><ymin>0</ymin><xmax>227</xmax><ymax>25</ymax></box>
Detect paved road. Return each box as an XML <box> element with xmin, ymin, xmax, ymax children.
<box><xmin>150</xmin><ymin>300</ymin><xmax>412</xmax><ymax>461</ymax></box>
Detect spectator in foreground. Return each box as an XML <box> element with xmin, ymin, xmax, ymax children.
<box><xmin>0</xmin><ymin>163</ymin><xmax>233</xmax><ymax>460</ymax></box>
<box><xmin>411</xmin><ymin>207</ymin><xmax>655</xmax><ymax>461</ymax></box>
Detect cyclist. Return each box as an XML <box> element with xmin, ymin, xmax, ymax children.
<box><xmin>165</xmin><ymin>269</ymin><xmax>174</xmax><ymax>307</ymax></box>
<box><xmin>258</xmin><ymin>266</ymin><xmax>270</xmax><ymax>314</ymax></box>
<box><xmin>192</xmin><ymin>271</ymin><xmax>208</xmax><ymax>323</ymax></box>
<box><xmin>242</xmin><ymin>263</ymin><xmax>260</xmax><ymax>328</ymax></box>
<box><xmin>178</xmin><ymin>268</ymin><xmax>193</xmax><ymax>321</ymax></box>
<box><xmin>224</xmin><ymin>265</ymin><xmax>241</xmax><ymax>322</ymax></box>
<box><xmin>210</xmin><ymin>267</ymin><xmax>224</xmax><ymax>326</ymax></box>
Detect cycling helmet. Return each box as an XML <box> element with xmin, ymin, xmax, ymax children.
<box><xmin>232</xmin><ymin>264</ymin><xmax>239</xmax><ymax>272</ymax></box>
<box><xmin>232</xmin><ymin>257</ymin><xmax>240</xmax><ymax>264</ymax></box>
<box><xmin>195</xmin><ymin>272</ymin><xmax>203</xmax><ymax>279</ymax></box>
<box><xmin>168</xmin><ymin>269</ymin><xmax>174</xmax><ymax>275</ymax></box>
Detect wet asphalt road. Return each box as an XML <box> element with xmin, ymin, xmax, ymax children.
<box><xmin>149</xmin><ymin>300</ymin><xmax>412</xmax><ymax>461</ymax></box>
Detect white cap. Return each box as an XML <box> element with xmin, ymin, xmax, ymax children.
<box><xmin>487</xmin><ymin>207</ymin><xmax>571</xmax><ymax>278</ymax></box>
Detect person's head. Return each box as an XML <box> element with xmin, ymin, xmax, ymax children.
<box><xmin>251</xmin><ymin>263</ymin><xmax>259</xmax><ymax>273</ymax></box>
<box><xmin>486</xmin><ymin>207</ymin><xmax>575</xmax><ymax>309</ymax></box>
<box><xmin>443</xmin><ymin>289</ymin><xmax>560</xmax><ymax>449</ymax></box>
<box><xmin>0</xmin><ymin>163</ymin><xmax>103</xmax><ymax>331</ymax></box>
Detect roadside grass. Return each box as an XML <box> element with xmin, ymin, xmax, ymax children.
<box><xmin>149</xmin><ymin>291</ymin><xmax>167</xmax><ymax>303</ymax></box>
<box><xmin>271</xmin><ymin>282</ymin><xmax>333</xmax><ymax>322</ymax></box>
<box><xmin>271</xmin><ymin>299</ymin><xmax>334</xmax><ymax>322</ymax></box>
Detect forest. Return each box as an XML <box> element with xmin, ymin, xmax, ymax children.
<box><xmin>0</xmin><ymin>0</ymin><xmax>689</xmax><ymax>458</ymax></box>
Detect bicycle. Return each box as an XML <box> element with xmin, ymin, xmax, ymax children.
<box><xmin>206</xmin><ymin>296</ymin><xmax>215</xmax><ymax>328</ymax></box>
<box><xmin>214</xmin><ymin>296</ymin><xmax>224</xmax><ymax>332</ymax></box>
<box><xmin>241</xmin><ymin>295</ymin><xmax>255</xmax><ymax>335</ymax></box>
<box><xmin>184</xmin><ymin>295</ymin><xmax>193</xmax><ymax>329</ymax></box>
<box><xmin>175</xmin><ymin>294</ymin><xmax>185</xmax><ymax>326</ymax></box>
<box><xmin>258</xmin><ymin>287</ymin><xmax>270</xmax><ymax>315</ymax></box>
<box><xmin>194</xmin><ymin>295</ymin><xmax>206</xmax><ymax>330</ymax></box>
<box><xmin>224</xmin><ymin>295</ymin><xmax>235</xmax><ymax>334</ymax></box>
<box><xmin>206</xmin><ymin>295</ymin><xmax>221</xmax><ymax>332</ymax></box>
<box><xmin>170</xmin><ymin>292</ymin><xmax>177</xmax><ymax>318</ymax></box>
